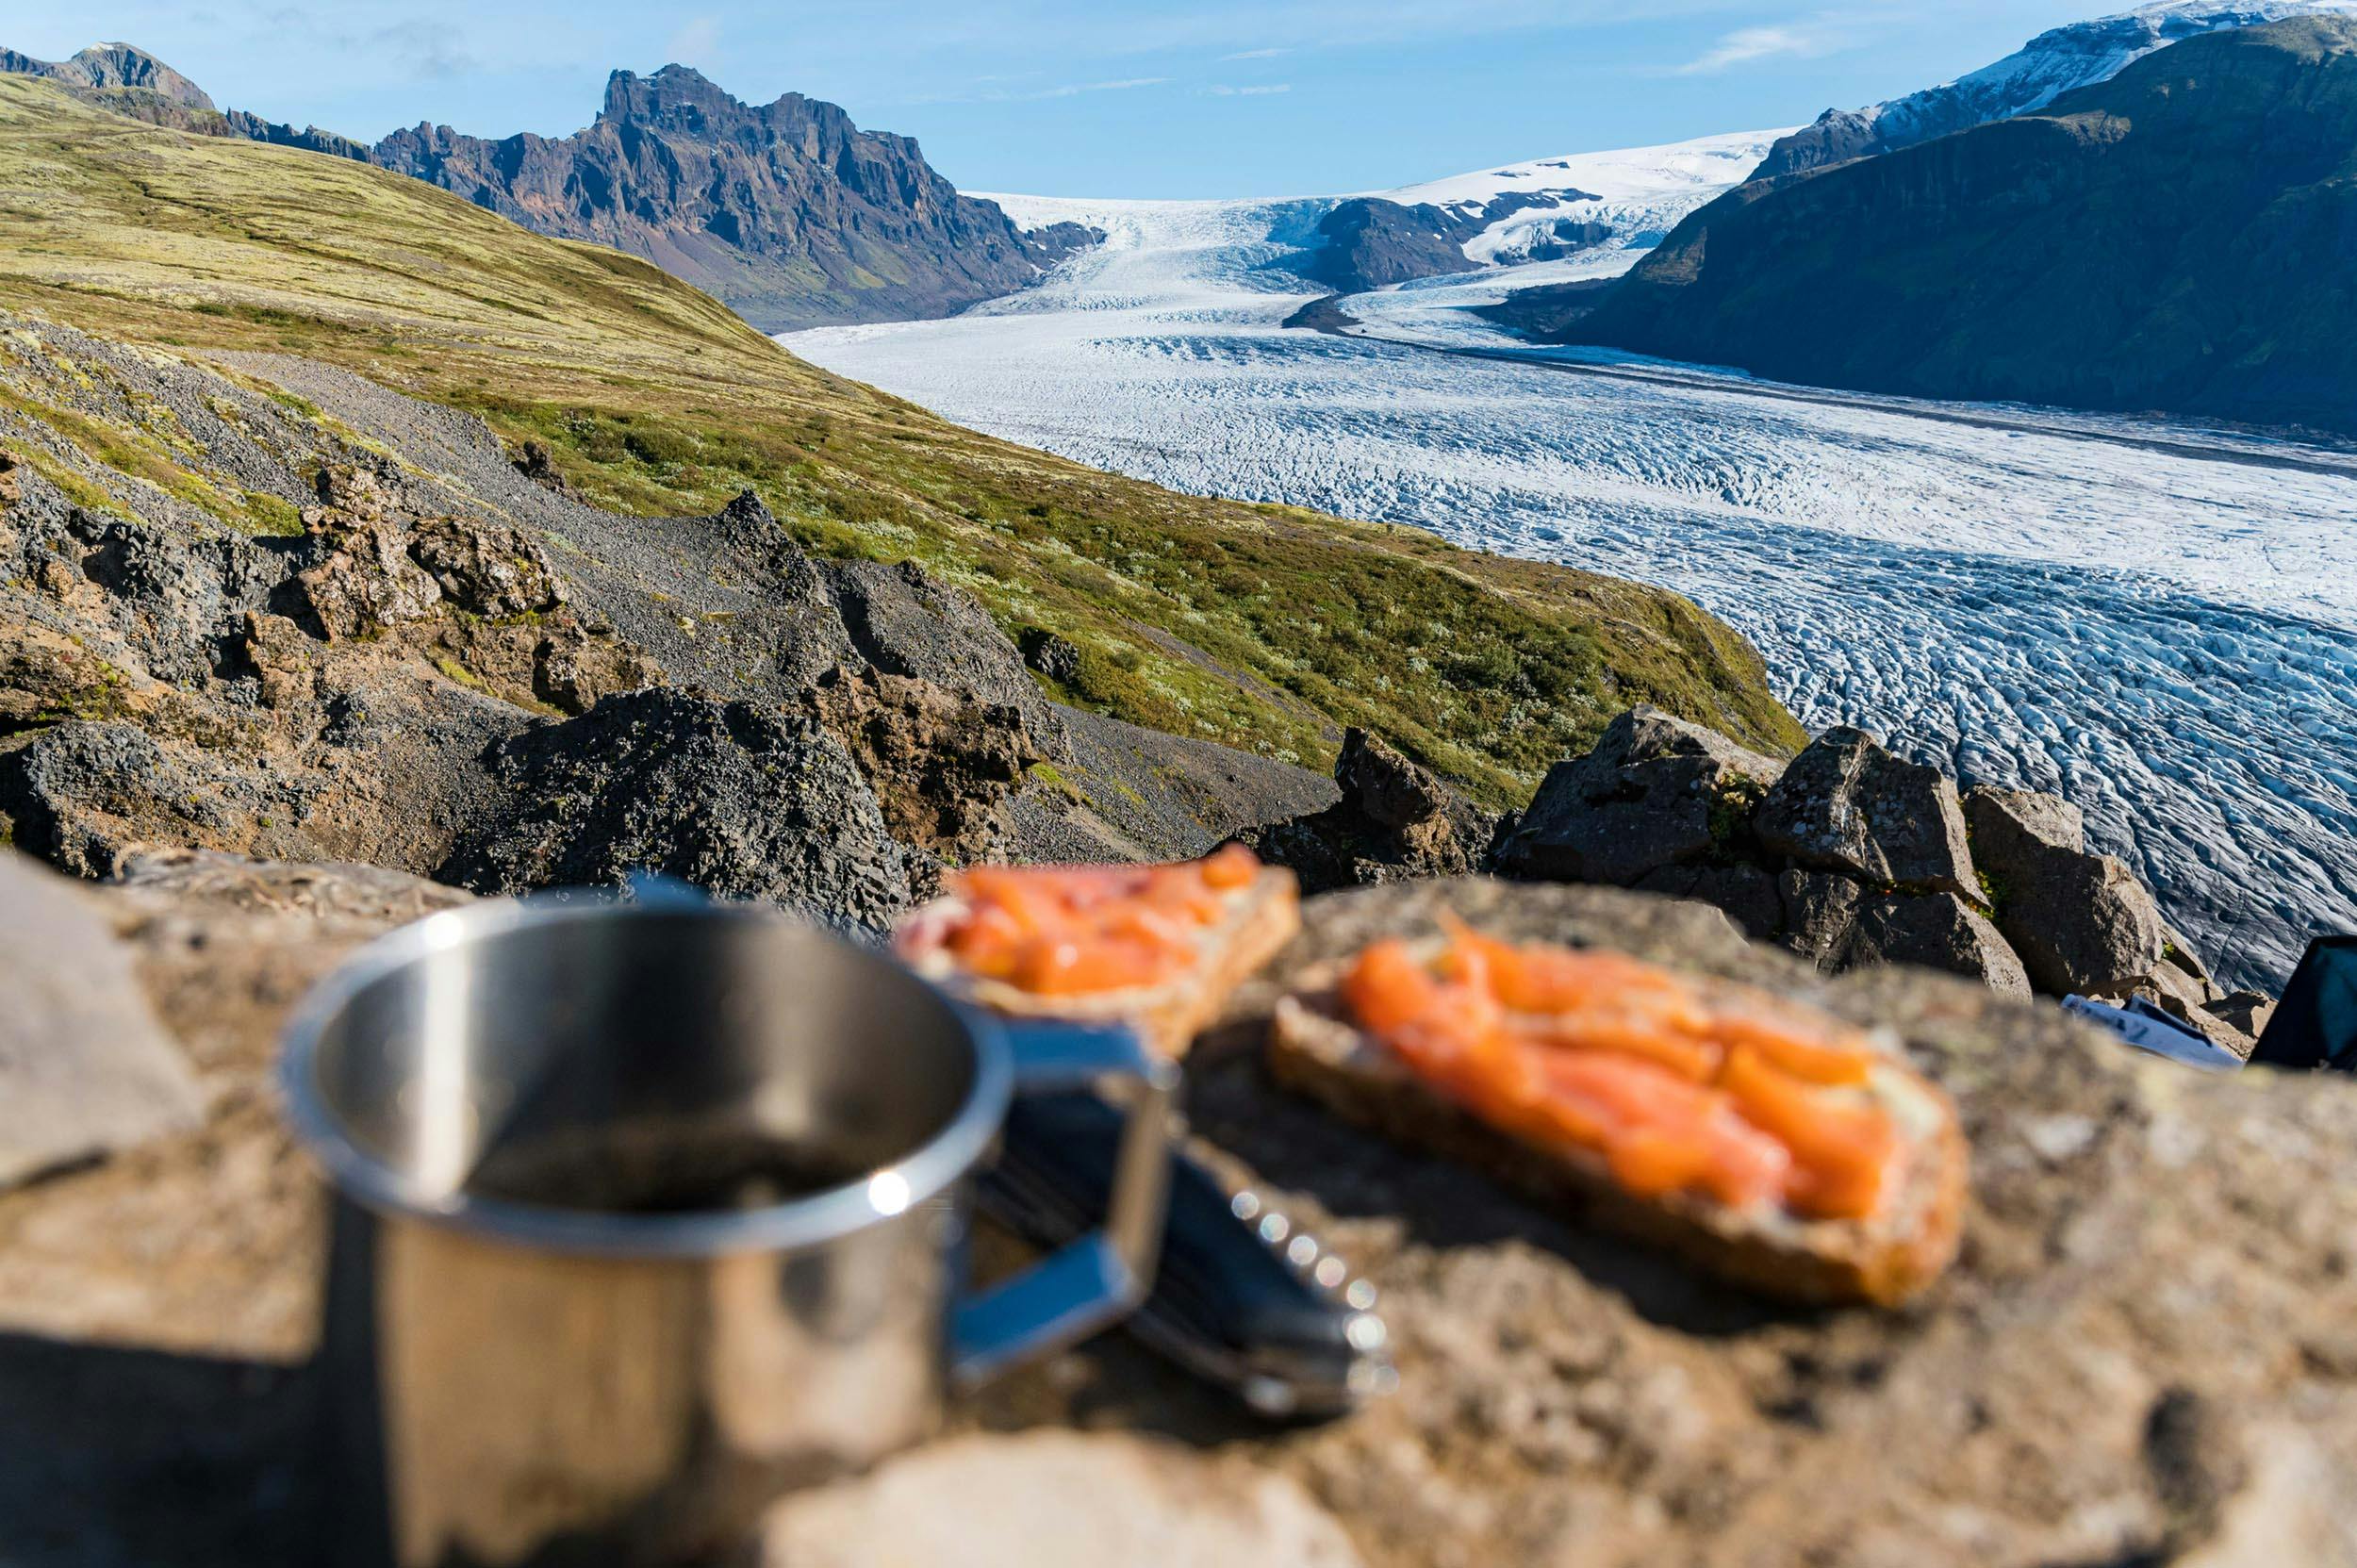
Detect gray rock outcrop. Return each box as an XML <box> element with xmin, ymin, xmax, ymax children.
<box><xmin>1245</xmin><ymin>729</ymin><xmax>1499</xmax><ymax>893</ymax></box>
<box><xmin>824</xmin><ymin>556</ymin><xmax>1059</xmax><ymax>734</ymax></box>
<box><xmin>0</xmin><ymin>319</ymin><xmax>1334</xmax><ymax>917</ymax></box>
<box><xmin>1845</xmin><ymin>890</ymin><xmax>2032</xmax><ymax>997</ymax></box>
<box><xmin>1491</xmin><ymin>704</ymin><xmax>1782</xmax><ymax>885</ymax></box>
<box><xmin>1495</xmin><ymin>716</ymin><xmax>2231</xmax><ymax>1009</ymax></box>
<box><xmin>0</xmin><ymin>721</ymin><xmax>279</xmax><ymax>878</ymax></box>
<box><xmin>441</xmin><ymin>688</ymin><xmax>914</xmax><ymax>932</ymax></box>
<box><xmin>1753</xmin><ymin>726</ymin><xmax>1977</xmax><ymax>896</ymax></box>
<box><xmin>1964</xmin><ymin>784</ymin><xmax>2167</xmax><ymax>994</ymax></box>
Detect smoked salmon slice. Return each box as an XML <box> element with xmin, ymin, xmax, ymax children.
<box><xmin>1331</xmin><ymin>925</ymin><xmax>1901</xmax><ymax>1222</ymax></box>
<box><xmin>894</xmin><ymin>844</ymin><xmax>1301</xmax><ymax>1059</ymax></box>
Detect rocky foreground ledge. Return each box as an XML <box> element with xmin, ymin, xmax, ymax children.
<box><xmin>4</xmin><ymin>851</ymin><xmax>2353</xmax><ymax>1566</ymax></box>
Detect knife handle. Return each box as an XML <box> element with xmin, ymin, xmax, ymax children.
<box><xmin>984</xmin><ymin>1091</ymin><xmax>1393</xmax><ymax>1420</ymax></box>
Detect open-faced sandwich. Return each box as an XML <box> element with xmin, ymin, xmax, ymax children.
<box><xmin>1269</xmin><ymin>917</ymin><xmax>1966</xmax><ymax>1306</ymax></box>
<box><xmin>895</xmin><ymin>844</ymin><xmax>1299</xmax><ymax>1058</ymax></box>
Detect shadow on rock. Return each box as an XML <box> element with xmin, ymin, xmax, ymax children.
<box><xmin>1180</xmin><ymin>1040</ymin><xmax>1810</xmax><ymax>1343</ymax></box>
<box><xmin>0</xmin><ymin>1331</ymin><xmax>321</xmax><ymax>1567</ymax></box>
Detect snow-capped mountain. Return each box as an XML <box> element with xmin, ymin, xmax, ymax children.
<box><xmin>1375</xmin><ymin>129</ymin><xmax>1792</xmax><ymax>271</ymax></box>
<box><xmin>1755</xmin><ymin>0</ymin><xmax>2357</xmax><ymax>177</ymax></box>
<box><xmin>990</xmin><ymin>130</ymin><xmax>1794</xmax><ymax>309</ymax></box>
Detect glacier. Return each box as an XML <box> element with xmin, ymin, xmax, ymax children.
<box><xmin>784</xmin><ymin>166</ymin><xmax>2357</xmax><ymax>996</ymax></box>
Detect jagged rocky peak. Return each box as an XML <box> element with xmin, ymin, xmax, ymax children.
<box><xmin>601</xmin><ymin>61</ymin><xmax>796</xmax><ymax>128</ymax></box>
<box><xmin>367</xmin><ymin>63</ymin><xmax>1058</xmax><ymax>332</ymax></box>
<box><xmin>0</xmin><ymin>41</ymin><xmax>215</xmax><ymax>111</ymax></box>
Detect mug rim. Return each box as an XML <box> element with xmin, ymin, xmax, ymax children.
<box><xmin>277</xmin><ymin>897</ymin><xmax>1014</xmax><ymax>1260</ymax></box>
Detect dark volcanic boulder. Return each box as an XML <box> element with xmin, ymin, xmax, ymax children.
<box><xmin>64</xmin><ymin>511</ymin><xmax>283</xmax><ymax>688</ymax></box>
<box><xmin>1964</xmin><ymin>784</ymin><xmax>2167</xmax><ymax>995</ymax></box>
<box><xmin>1754</xmin><ymin>727</ymin><xmax>1976</xmax><ymax>896</ymax></box>
<box><xmin>1244</xmin><ymin>729</ymin><xmax>1499</xmax><ymax>893</ymax></box>
<box><xmin>1632</xmin><ymin>861</ymin><xmax>1785</xmax><ymax>943</ymax></box>
<box><xmin>0</xmin><ymin>722</ymin><xmax>272</xmax><ymax>877</ymax></box>
<box><xmin>1491</xmin><ymin>704</ymin><xmax>1783</xmax><ymax>886</ymax></box>
<box><xmin>442</xmin><ymin>689</ymin><xmax>912</xmax><ymax>931</ymax></box>
<box><xmin>1777</xmin><ymin>867</ymin><xmax>1865</xmax><ymax>969</ymax></box>
<box><xmin>1019</xmin><ymin>629</ymin><xmax>1084</xmax><ymax>685</ymax></box>
<box><xmin>1844</xmin><ymin>891</ymin><xmax>2031</xmax><ymax>996</ymax></box>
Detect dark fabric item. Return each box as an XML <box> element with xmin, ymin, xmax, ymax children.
<box><xmin>2250</xmin><ymin>936</ymin><xmax>2357</xmax><ymax>1073</ymax></box>
<box><xmin>2060</xmin><ymin>995</ymin><xmax>2243</xmax><ymax>1073</ymax></box>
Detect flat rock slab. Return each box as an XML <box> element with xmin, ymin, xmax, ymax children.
<box><xmin>0</xmin><ymin>852</ymin><xmax>201</xmax><ymax>1190</ymax></box>
<box><xmin>7</xmin><ymin>864</ymin><xmax>2356</xmax><ymax>1568</ymax></box>
<box><xmin>760</xmin><ymin>1431</ymin><xmax>1364</xmax><ymax>1568</ymax></box>
<box><xmin>1118</xmin><ymin>877</ymin><xmax>2357</xmax><ymax>1568</ymax></box>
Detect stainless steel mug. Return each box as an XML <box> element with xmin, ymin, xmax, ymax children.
<box><xmin>279</xmin><ymin>898</ymin><xmax>1177</xmax><ymax>1568</ymax></box>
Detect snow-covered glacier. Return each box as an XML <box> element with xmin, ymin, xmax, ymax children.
<box><xmin>785</xmin><ymin>168</ymin><xmax>2357</xmax><ymax>995</ymax></box>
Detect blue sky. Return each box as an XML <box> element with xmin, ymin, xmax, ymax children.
<box><xmin>8</xmin><ymin>1</ymin><xmax>2118</xmax><ymax>195</ymax></box>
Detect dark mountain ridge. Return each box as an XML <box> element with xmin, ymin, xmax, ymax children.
<box><xmin>1554</xmin><ymin>17</ymin><xmax>2357</xmax><ymax>437</ymax></box>
<box><xmin>0</xmin><ymin>41</ymin><xmax>212</xmax><ymax>110</ymax></box>
<box><xmin>370</xmin><ymin>65</ymin><xmax>1066</xmax><ymax>332</ymax></box>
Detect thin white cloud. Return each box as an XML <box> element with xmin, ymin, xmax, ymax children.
<box><xmin>916</xmin><ymin>74</ymin><xmax>1174</xmax><ymax>105</ymax></box>
<box><xmin>1671</xmin><ymin>22</ymin><xmax>1850</xmax><ymax>75</ymax></box>
<box><xmin>1203</xmin><ymin>83</ymin><xmax>1292</xmax><ymax>96</ymax></box>
<box><xmin>377</xmin><ymin>21</ymin><xmax>471</xmax><ymax>79</ymax></box>
<box><xmin>665</xmin><ymin>16</ymin><xmax>720</xmax><ymax>68</ymax></box>
<box><xmin>1015</xmin><ymin>75</ymin><xmax>1170</xmax><ymax>100</ymax></box>
<box><xmin>1218</xmin><ymin>47</ymin><xmax>1291</xmax><ymax>60</ymax></box>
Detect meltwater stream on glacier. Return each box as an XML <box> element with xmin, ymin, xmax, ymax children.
<box><xmin>785</xmin><ymin>192</ymin><xmax>2357</xmax><ymax>993</ymax></box>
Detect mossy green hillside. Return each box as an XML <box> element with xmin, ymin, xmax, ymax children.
<box><xmin>0</xmin><ymin>75</ymin><xmax>1802</xmax><ymax>796</ymax></box>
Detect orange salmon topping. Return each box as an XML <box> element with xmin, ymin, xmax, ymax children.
<box><xmin>925</xmin><ymin>847</ymin><xmax>1263</xmax><ymax>997</ymax></box>
<box><xmin>1335</xmin><ymin>925</ymin><xmax>1898</xmax><ymax>1221</ymax></box>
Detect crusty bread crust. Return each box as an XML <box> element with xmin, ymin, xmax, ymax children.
<box><xmin>896</xmin><ymin>866</ymin><xmax>1300</xmax><ymax>1059</ymax></box>
<box><xmin>1266</xmin><ymin>960</ymin><xmax>1967</xmax><ymax>1307</ymax></box>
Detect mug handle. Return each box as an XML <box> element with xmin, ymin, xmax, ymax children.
<box><xmin>948</xmin><ymin>1018</ymin><xmax>1178</xmax><ymax>1388</ymax></box>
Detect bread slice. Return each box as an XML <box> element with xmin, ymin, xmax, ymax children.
<box><xmin>897</xmin><ymin>863</ymin><xmax>1299</xmax><ymax>1059</ymax></box>
<box><xmin>1267</xmin><ymin>956</ymin><xmax>1967</xmax><ymax>1307</ymax></box>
